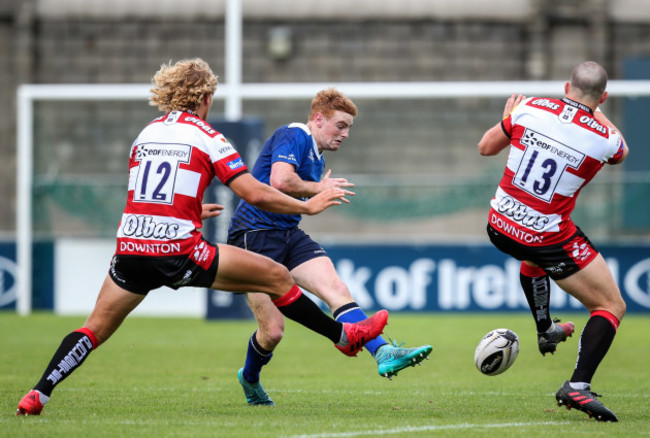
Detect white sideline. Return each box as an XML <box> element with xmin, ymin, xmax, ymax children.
<box><xmin>286</xmin><ymin>421</ymin><xmax>571</xmax><ymax>438</ymax></box>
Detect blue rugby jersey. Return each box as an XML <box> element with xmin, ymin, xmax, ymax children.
<box><xmin>228</xmin><ymin>123</ymin><xmax>325</xmax><ymax>235</ymax></box>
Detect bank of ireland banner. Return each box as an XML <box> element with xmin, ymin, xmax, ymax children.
<box><xmin>323</xmin><ymin>243</ymin><xmax>650</xmax><ymax>313</ymax></box>
<box><xmin>206</xmin><ymin>243</ymin><xmax>650</xmax><ymax>317</ymax></box>
<box><xmin>2</xmin><ymin>241</ymin><xmax>648</xmax><ymax>314</ymax></box>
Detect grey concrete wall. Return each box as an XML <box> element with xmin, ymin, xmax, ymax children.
<box><xmin>3</xmin><ymin>0</ymin><xmax>650</xmax><ymax>236</ymax></box>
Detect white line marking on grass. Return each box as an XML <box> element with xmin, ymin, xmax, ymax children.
<box><xmin>285</xmin><ymin>421</ymin><xmax>571</xmax><ymax>438</ymax></box>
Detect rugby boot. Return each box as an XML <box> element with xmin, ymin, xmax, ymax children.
<box><xmin>538</xmin><ymin>320</ymin><xmax>575</xmax><ymax>356</ymax></box>
<box><xmin>16</xmin><ymin>390</ymin><xmax>45</xmax><ymax>416</ymax></box>
<box><xmin>336</xmin><ymin>310</ymin><xmax>388</xmax><ymax>357</ymax></box>
<box><xmin>237</xmin><ymin>368</ymin><xmax>274</xmax><ymax>406</ymax></box>
<box><xmin>556</xmin><ymin>380</ymin><xmax>618</xmax><ymax>422</ymax></box>
<box><xmin>375</xmin><ymin>339</ymin><xmax>433</xmax><ymax>380</ymax></box>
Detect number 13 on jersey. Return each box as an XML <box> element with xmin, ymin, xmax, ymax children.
<box><xmin>512</xmin><ymin>129</ymin><xmax>585</xmax><ymax>203</ymax></box>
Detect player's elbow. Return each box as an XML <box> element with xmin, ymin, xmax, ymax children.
<box><xmin>245</xmin><ymin>190</ymin><xmax>273</xmax><ymax>208</ymax></box>
<box><xmin>478</xmin><ymin>124</ymin><xmax>510</xmax><ymax>156</ymax></box>
<box><xmin>478</xmin><ymin>141</ymin><xmax>496</xmax><ymax>156</ymax></box>
<box><xmin>269</xmin><ymin>174</ymin><xmax>285</xmax><ymax>191</ymax></box>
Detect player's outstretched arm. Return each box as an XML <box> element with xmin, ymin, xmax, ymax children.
<box><xmin>228</xmin><ymin>173</ymin><xmax>351</xmax><ymax>215</ymax></box>
<box><xmin>270</xmin><ymin>162</ymin><xmax>355</xmax><ymax>198</ymax></box>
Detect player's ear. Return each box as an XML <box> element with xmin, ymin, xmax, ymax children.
<box><xmin>314</xmin><ymin>112</ymin><xmax>325</xmax><ymax>127</ymax></box>
<box><xmin>599</xmin><ymin>91</ymin><xmax>608</xmax><ymax>105</ymax></box>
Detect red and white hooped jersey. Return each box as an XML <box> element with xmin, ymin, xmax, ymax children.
<box><xmin>489</xmin><ymin>96</ymin><xmax>625</xmax><ymax>246</ymax></box>
<box><xmin>115</xmin><ymin>111</ymin><xmax>247</xmax><ymax>258</ymax></box>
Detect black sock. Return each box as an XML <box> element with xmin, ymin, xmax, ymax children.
<box><xmin>273</xmin><ymin>284</ymin><xmax>342</xmax><ymax>344</ymax></box>
<box><xmin>33</xmin><ymin>329</ymin><xmax>97</xmax><ymax>397</ymax></box>
<box><xmin>571</xmin><ymin>313</ymin><xmax>617</xmax><ymax>384</ymax></box>
<box><xmin>520</xmin><ymin>263</ymin><xmax>552</xmax><ymax>332</ymax></box>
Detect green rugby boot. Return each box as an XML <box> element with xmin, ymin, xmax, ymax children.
<box><xmin>375</xmin><ymin>339</ymin><xmax>432</xmax><ymax>380</ymax></box>
<box><xmin>237</xmin><ymin>368</ymin><xmax>274</xmax><ymax>406</ymax></box>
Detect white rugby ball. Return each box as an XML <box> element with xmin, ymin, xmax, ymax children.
<box><xmin>474</xmin><ymin>328</ymin><xmax>519</xmax><ymax>376</ymax></box>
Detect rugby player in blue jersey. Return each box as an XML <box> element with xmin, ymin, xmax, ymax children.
<box><xmin>227</xmin><ymin>88</ymin><xmax>432</xmax><ymax>406</ymax></box>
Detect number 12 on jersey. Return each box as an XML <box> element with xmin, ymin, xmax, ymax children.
<box><xmin>133</xmin><ymin>143</ymin><xmax>192</xmax><ymax>204</ymax></box>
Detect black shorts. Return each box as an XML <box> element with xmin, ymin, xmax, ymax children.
<box><xmin>486</xmin><ymin>224</ymin><xmax>599</xmax><ymax>280</ymax></box>
<box><xmin>108</xmin><ymin>242</ymin><xmax>220</xmax><ymax>295</ymax></box>
<box><xmin>227</xmin><ymin>227</ymin><xmax>326</xmax><ymax>271</ymax></box>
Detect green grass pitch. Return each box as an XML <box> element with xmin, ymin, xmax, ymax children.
<box><xmin>1</xmin><ymin>311</ymin><xmax>648</xmax><ymax>437</ymax></box>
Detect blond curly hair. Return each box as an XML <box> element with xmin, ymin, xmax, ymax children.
<box><xmin>149</xmin><ymin>58</ymin><xmax>218</xmax><ymax>113</ymax></box>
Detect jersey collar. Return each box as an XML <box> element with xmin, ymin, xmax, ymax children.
<box><xmin>296</xmin><ymin>122</ymin><xmax>323</xmax><ymax>159</ymax></box>
<box><xmin>311</xmin><ymin>136</ymin><xmax>323</xmax><ymax>159</ymax></box>
<box><xmin>561</xmin><ymin>97</ymin><xmax>593</xmax><ymax>115</ymax></box>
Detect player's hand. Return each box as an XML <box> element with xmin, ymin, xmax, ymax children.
<box><xmin>319</xmin><ymin>169</ymin><xmax>356</xmax><ymax>194</ymax></box>
<box><xmin>304</xmin><ymin>188</ymin><xmax>353</xmax><ymax>215</ymax></box>
<box><xmin>503</xmin><ymin>94</ymin><xmax>525</xmax><ymax>118</ymax></box>
<box><xmin>201</xmin><ymin>203</ymin><xmax>224</xmax><ymax>220</ymax></box>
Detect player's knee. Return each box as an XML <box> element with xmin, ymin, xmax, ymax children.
<box><xmin>597</xmin><ymin>294</ymin><xmax>626</xmax><ymax>323</ymax></box>
<box><xmin>256</xmin><ymin>319</ymin><xmax>285</xmax><ymax>348</ymax></box>
<box><xmin>612</xmin><ymin>296</ymin><xmax>626</xmax><ymax>321</ymax></box>
<box><xmin>266</xmin><ymin>326</ymin><xmax>285</xmax><ymax>347</ymax></box>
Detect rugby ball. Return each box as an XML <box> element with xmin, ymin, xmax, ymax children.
<box><xmin>474</xmin><ymin>328</ymin><xmax>519</xmax><ymax>376</ymax></box>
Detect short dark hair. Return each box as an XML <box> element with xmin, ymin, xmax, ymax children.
<box><xmin>570</xmin><ymin>61</ymin><xmax>608</xmax><ymax>101</ymax></box>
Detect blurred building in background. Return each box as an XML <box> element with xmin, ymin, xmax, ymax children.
<box><xmin>2</xmin><ymin>0</ymin><xmax>650</xmax><ymax>242</ymax></box>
